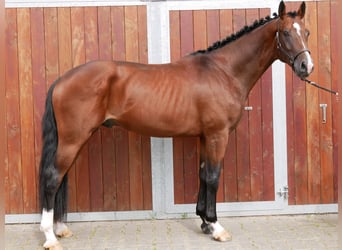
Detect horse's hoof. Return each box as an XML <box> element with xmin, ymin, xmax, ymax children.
<box><xmin>43</xmin><ymin>240</ymin><xmax>63</xmax><ymax>250</ymax></box>
<box><xmin>201</xmin><ymin>222</ymin><xmax>213</xmax><ymax>234</ymax></box>
<box><xmin>213</xmin><ymin>229</ymin><xmax>232</xmax><ymax>242</ymax></box>
<box><xmin>56</xmin><ymin>228</ymin><xmax>73</xmax><ymax>238</ymax></box>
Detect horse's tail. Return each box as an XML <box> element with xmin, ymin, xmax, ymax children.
<box><xmin>39</xmin><ymin>80</ymin><xmax>68</xmax><ymax>222</ymax></box>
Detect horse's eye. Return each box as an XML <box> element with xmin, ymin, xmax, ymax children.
<box><xmin>305</xmin><ymin>29</ymin><xmax>310</xmax><ymax>37</ymax></box>
<box><xmin>283</xmin><ymin>30</ymin><xmax>290</xmax><ymax>37</ymax></box>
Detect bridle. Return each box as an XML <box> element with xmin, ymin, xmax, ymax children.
<box><xmin>276</xmin><ymin>19</ymin><xmax>310</xmax><ymax>67</ymax></box>
<box><xmin>275</xmin><ymin>19</ymin><xmax>338</xmax><ymax>96</ymax></box>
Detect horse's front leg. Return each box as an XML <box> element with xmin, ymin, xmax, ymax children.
<box><xmin>196</xmin><ymin>131</ymin><xmax>232</xmax><ymax>242</ymax></box>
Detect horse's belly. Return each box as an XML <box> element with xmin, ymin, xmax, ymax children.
<box><xmin>116</xmin><ymin>111</ymin><xmax>200</xmax><ymax>137</ymax></box>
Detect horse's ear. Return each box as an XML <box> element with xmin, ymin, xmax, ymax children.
<box><xmin>297</xmin><ymin>1</ymin><xmax>306</xmax><ymax>19</ymax></box>
<box><xmin>278</xmin><ymin>1</ymin><xmax>286</xmax><ymax>19</ymax></box>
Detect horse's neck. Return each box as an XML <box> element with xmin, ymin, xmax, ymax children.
<box><xmin>212</xmin><ymin>19</ymin><xmax>278</xmax><ymax>97</ymax></box>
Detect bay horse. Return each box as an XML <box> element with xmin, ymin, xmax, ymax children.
<box><xmin>39</xmin><ymin>1</ymin><xmax>313</xmax><ymax>249</ymax></box>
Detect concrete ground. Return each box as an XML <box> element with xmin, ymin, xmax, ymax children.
<box><xmin>5</xmin><ymin>214</ymin><xmax>338</xmax><ymax>250</ymax></box>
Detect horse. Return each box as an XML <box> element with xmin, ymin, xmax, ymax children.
<box><xmin>39</xmin><ymin>1</ymin><xmax>313</xmax><ymax>249</ymax></box>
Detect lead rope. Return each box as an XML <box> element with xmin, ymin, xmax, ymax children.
<box><xmin>302</xmin><ymin>78</ymin><xmax>338</xmax><ymax>96</ymax></box>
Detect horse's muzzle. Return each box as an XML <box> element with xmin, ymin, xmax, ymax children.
<box><xmin>294</xmin><ymin>51</ymin><xmax>314</xmax><ymax>79</ymax></box>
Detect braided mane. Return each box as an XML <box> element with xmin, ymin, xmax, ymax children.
<box><xmin>192</xmin><ymin>11</ymin><xmax>297</xmax><ymax>55</ymax></box>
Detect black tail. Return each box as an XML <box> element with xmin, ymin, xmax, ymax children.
<box><xmin>39</xmin><ymin>80</ymin><xmax>68</xmax><ymax>222</ymax></box>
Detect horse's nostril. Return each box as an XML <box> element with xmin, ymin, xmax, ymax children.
<box><xmin>300</xmin><ymin>61</ymin><xmax>307</xmax><ymax>72</ymax></box>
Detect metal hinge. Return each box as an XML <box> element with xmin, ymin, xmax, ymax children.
<box><xmin>276</xmin><ymin>186</ymin><xmax>288</xmax><ymax>200</ymax></box>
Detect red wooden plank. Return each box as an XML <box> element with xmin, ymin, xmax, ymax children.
<box><xmin>304</xmin><ymin>2</ymin><xmax>320</xmax><ymax>204</ymax></box>
<box><xmin>30</xmin><ymin>7</ymin><xmax>47</xmax><ymax>211</ymax></box>
<box><xmin>5</xmin><ymin>8</ymin><xmax>23</xmax><ymax>213</ymax></box>
<box><xmin>115</xmin><ymin>127</ymin><xmax>130</xmax><ymax>211</ymax></box>
<box><xmin>138</xmin><ymin>6</ymin><xmax>148</xmax><ymax>64</ymax></box>
<box><xmin>293</xmin><ymin>70</ymin><xmax>308</xmax><ymax>205</ymax></box>
<box><xmin>317</xmin><ymin>1</ymin><xmax>334</xmax><ymax>204</ymax></box>
<box><xmin>44</xmin><ymin>8</ymin><xmax>59</xmax><ymax>88</ymax></box>
<box><xmin>330</xmin><ymin>0</ymin><xmax>338</xmax><ymax>203</ymax></box>
<box><xmin>17</xmin><ymin>8</ymin><xmax>37</xmax><ymax>213</ymax></box>
<box><xmin>206</xmin><ymin>10</ymin><xmax>220</xmax><ymax>47</ymax></box>
<box><xmin>193</xmin><ymin>10</ymin><xmax>207</xmax><ymax>51</ymax></box>
<box><xmin>232</xmin><ymin>9</ymin><xmax>251</xmax><ymax>201</ymax></box>
<box><xmin>57</xmin><ymin>7</ymin><xmax>77</xmax><ymax>212</ymax></box>
<box><xmin>142</xmin><ymin>136</ymin><xmax>152</xmax><ymax>210</ymax></box>
<box><xmin>111</xmin><ymin>7</ymin><xmax>125</xmax><ymax>61</ymax></box>
<box><xmin>98</xmin><ymin>6</ymin><xmax>117</xmax><ymax>211</ymax></box>
<box><xmin>183</xmin><ymin>137</ymin><xmax>199</xmax><ymax>204</ymax></box>
<box><xmin>71</xmin><ymin>7</ymin><xmax>90</xmax><ymax>212</ymax></box>
<box><xmin>245</xmin><ymin>9</ymin><xmax>263</xmax><ymax>201</ymax></box>
<box><xmin>259</xmin><ymin>8</ymin><xmax>274</xmax><ymax>202</ymax></box>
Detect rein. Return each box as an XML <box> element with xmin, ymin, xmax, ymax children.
<box><xmin>302</xmin><ymin>78</ymin><xmax>338</xmax><ymax>95</ymax></box>
<box><xmin>276</xmin><ymin>19</ymin><xmax>338</xmax><ymax>96</ymax></box>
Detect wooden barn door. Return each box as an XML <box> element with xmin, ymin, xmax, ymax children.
<box><xmin>286</xmin><ymin>1</ymin><xmax>338</xmax><ymax>205</ymax></box>
<box><xmin>170</xmin><ymin>8</ymin><xmax>275</xmax><ymax>205</ymax></box>
<box><xmin>5</xmin><ymin>6</ymin><xmax>152</xmax><ymax>215</ymax></box>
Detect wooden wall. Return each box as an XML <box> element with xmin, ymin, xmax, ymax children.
<box><xmin>4</xmin><ymin>6</ymin><xmax>152</xmax><ymax>214</ymax></box>
<box><xmin>170</xmin><ymin>8</ymin><xmax>275</xmax><ymax>204</ymax></box>
<box><xmin>286</xmin><ymin>1</ymin><xmax>338</xmax><ymax>205</ymax></box>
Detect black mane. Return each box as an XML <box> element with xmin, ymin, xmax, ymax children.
<box><xmin>192</xmin><ymin>11</ymin><xmax>297</xmax><ymax>55</ymax></box>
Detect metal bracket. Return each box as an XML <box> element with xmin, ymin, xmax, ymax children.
<box><xmin>276</xmin><ymin>186</ymin><xmax>288</xmax><ymax>200</ymax></box>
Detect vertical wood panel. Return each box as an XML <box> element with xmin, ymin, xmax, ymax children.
<box><xmin>30</xmin><ymin>7</ymin><xmax>46</xmax><ymax>211</ymax></box>
<box><xmin>317</xmin><ymin>1</ymin><xmax>334</xmax><ymax>203</ymax></box>
<box><xmin>330</xmin><ymin>0</ymin><xmax>338</xmax><ymax>203</ymax></box>
<box><xmin>5</xmin><ymin>8</ymin><xmax>23</xmax><ymax>213</ymax></box>
<box><xmin>305</xmin><ymin>2</ymin><xmax>320</xmax><ymax>204</ymax></box>
<box><xmin>17</xmin><ymin>8</ymin><xmax>36</xmax><ymax>213</ymax></box>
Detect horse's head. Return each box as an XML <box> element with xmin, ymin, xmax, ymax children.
<box><xmin>276</xmin><ymin>1</ymin><xmax>314</xmax><ymax>79</ymax></box>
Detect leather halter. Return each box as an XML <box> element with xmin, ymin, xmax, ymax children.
<box><xmin>276</xmin><ymin>19</ymin><xmax>310</xmax><ymax>66</ymax></box>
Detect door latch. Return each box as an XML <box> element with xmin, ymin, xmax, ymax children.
<box><xmin>276</xmin><ymin>186</ymin><xmax>288</xmax><ymax>200</ymax></box>
<box><xmin>319</xmin><ymin>104</ymin><xmax>327</xmax><ymax>124</ymax></box>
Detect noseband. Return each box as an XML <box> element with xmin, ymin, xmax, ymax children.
<box><xmin>276</xmin><ymin>19</ymin><xmax>310</xmax><ymax>66</ymax></box>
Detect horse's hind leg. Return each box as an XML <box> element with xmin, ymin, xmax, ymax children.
<box><xmin>40</xmin><ymin>144</ymin><xmax>79</xmax><ymax>249</ymax></box>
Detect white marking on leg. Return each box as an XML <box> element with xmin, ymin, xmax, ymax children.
<box><xmin>211</xmin><ymin>221</ymin><xmax>232</xmax><ymax>242</ymax></box>
<box><xmin>40</xmin><ymin>209</ymin><xmax>59</xmax><ymax>248</ymax></box>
